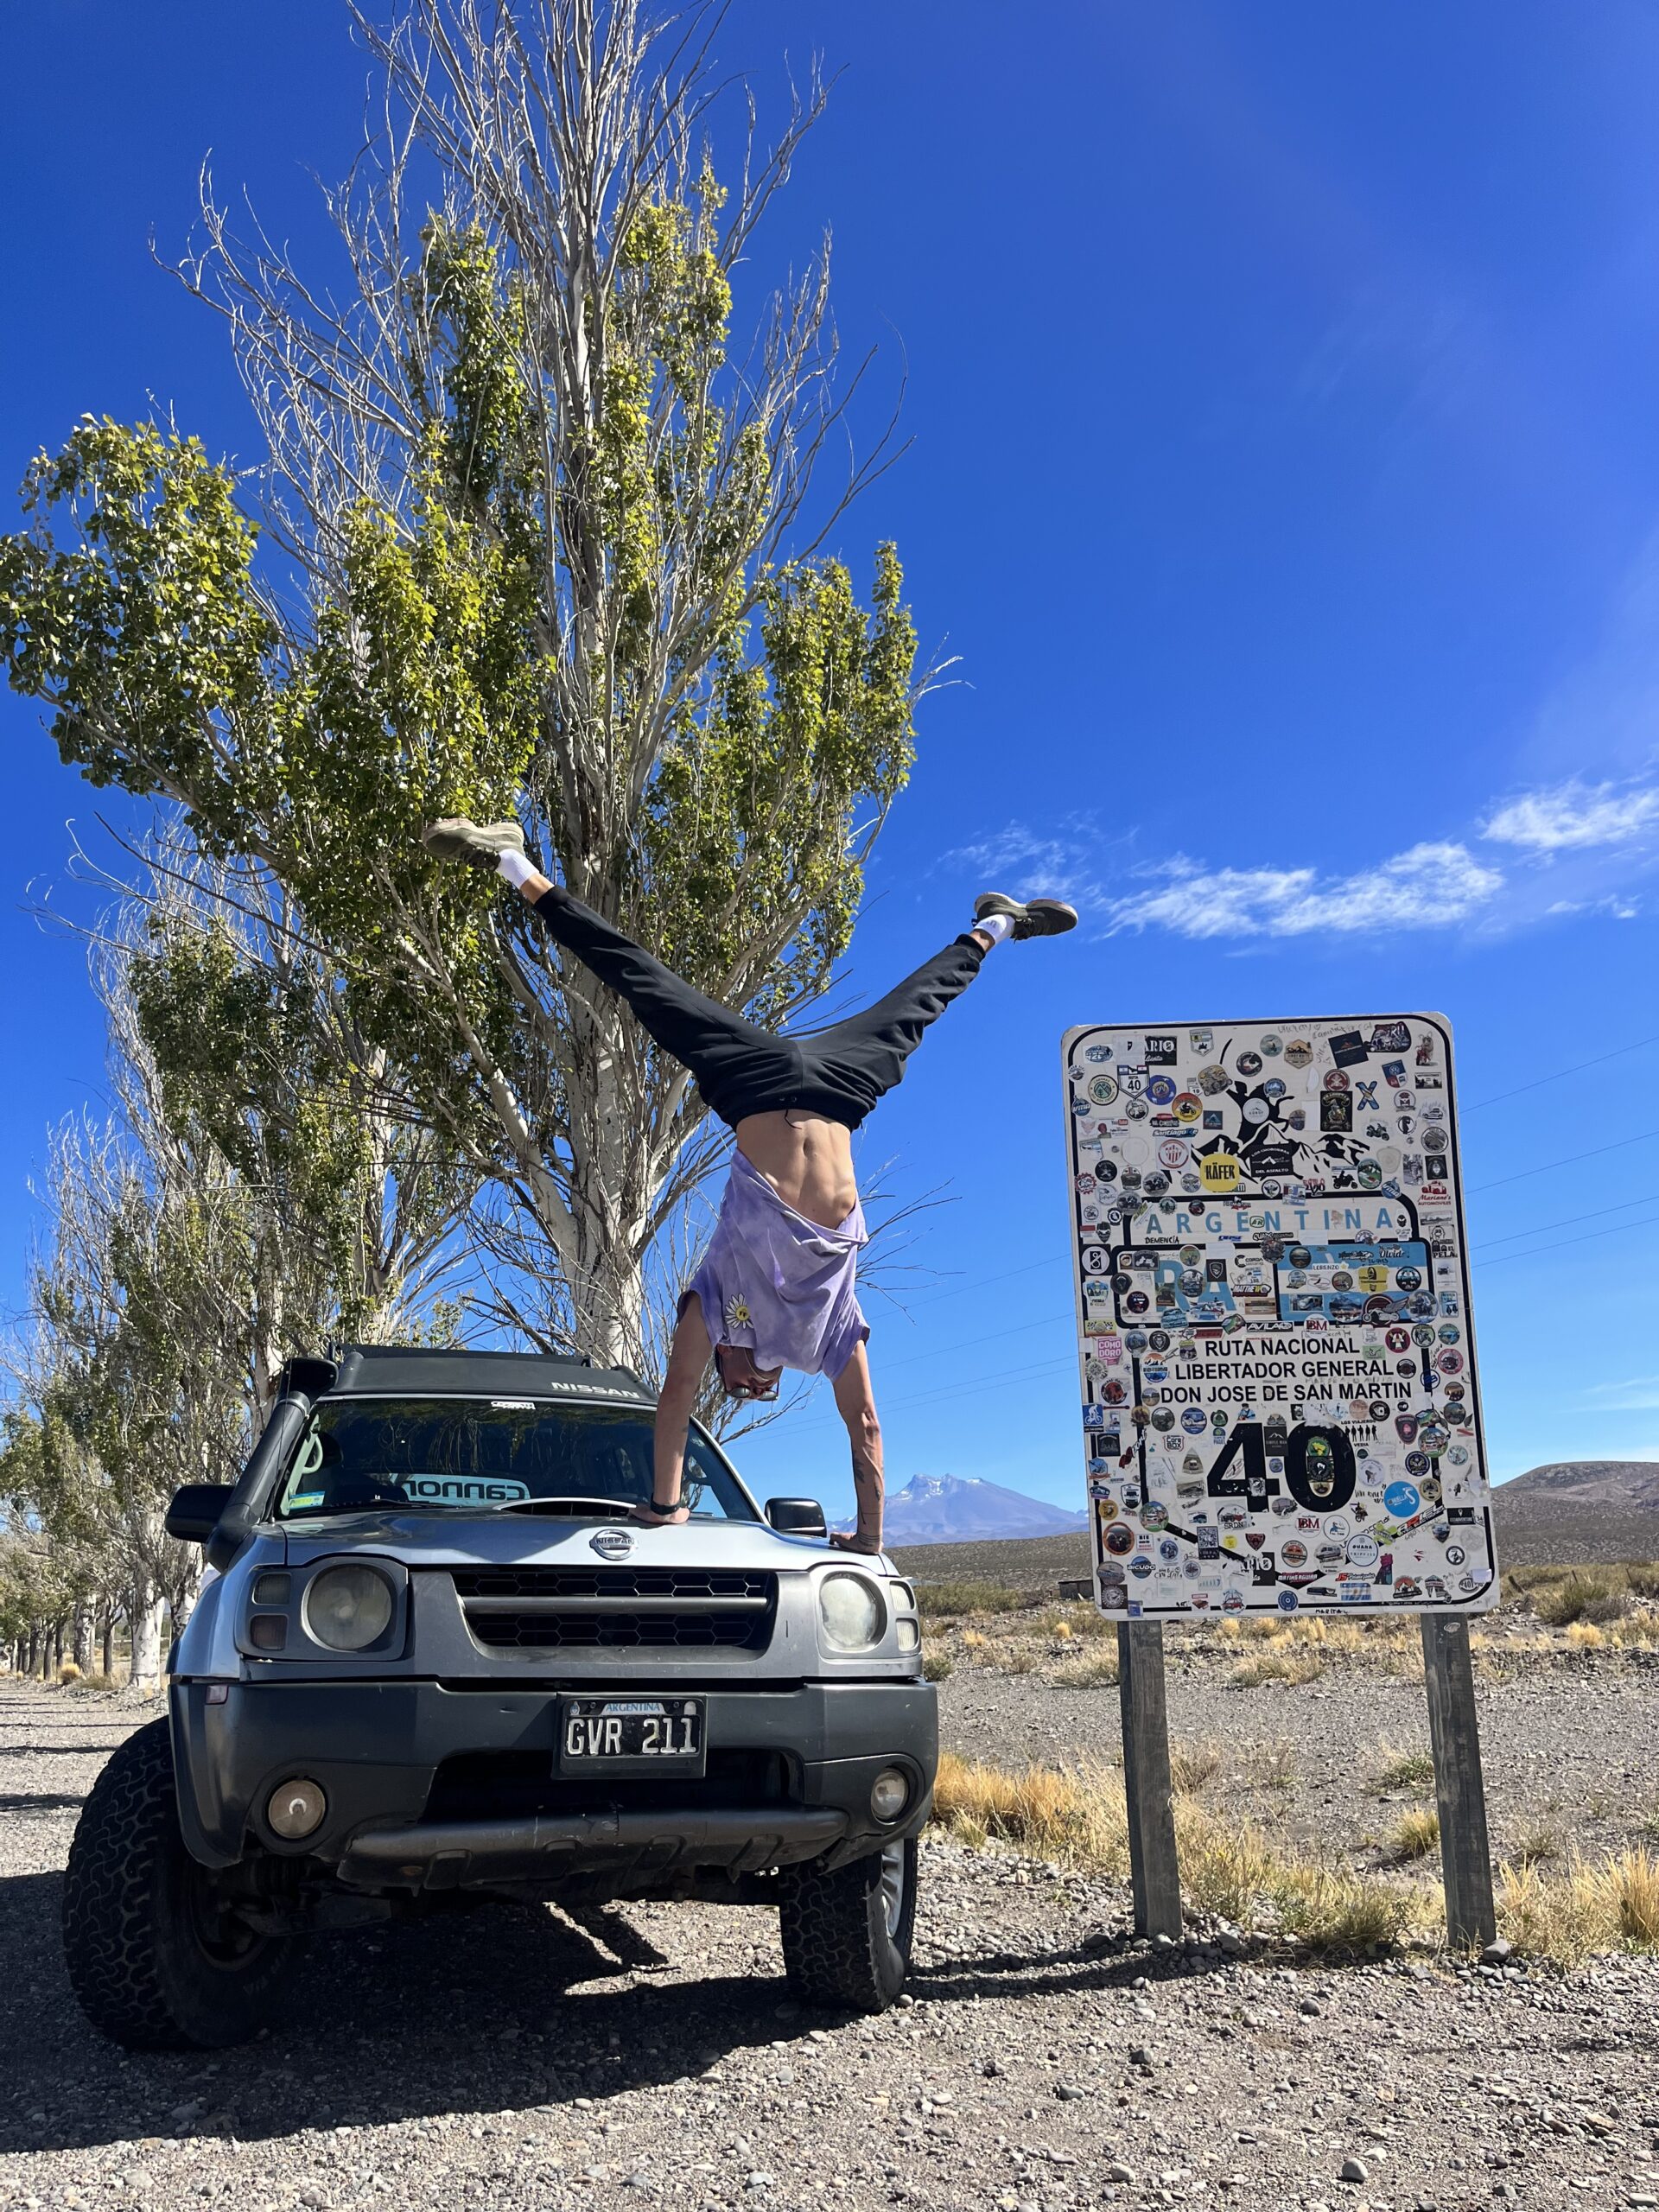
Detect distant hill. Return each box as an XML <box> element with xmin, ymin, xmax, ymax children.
<box><xmin>1491</xmin><ymin>1460</ymin><xmax>1658</xmax><ymax>1566</ymax></box>
<box><xmin>1499</xmin><ymin>1461</ymin><xmax>1659</xmax><ymax>1507</ymax></box>
<box><xmin>843</xmin><ymin>1472</ymin><xmax>1088</xmax><ymax>1547</ymax></box>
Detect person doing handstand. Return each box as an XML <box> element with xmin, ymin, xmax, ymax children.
<box><xmin>422</xmin><ymin>818</ymin><xmax>1077</xmax><ymax>1552</ymax></box>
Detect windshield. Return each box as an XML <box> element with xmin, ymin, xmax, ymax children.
<box><xmin>274</xmin><ymin>1396</ymin><xmax>757</xmax><ymax>1522</ymax></box>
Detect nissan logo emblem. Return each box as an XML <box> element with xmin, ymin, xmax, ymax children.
<box><xmin>590</xmin><ymin>1528</ymin><xmax>634</xmax><ymax>1560</ymax></box>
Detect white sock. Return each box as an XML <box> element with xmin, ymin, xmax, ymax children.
<box><xmin>975</xmin><ymin>911</ymin><xmax>1014</xmax><ymax>946</ymax></box>
<box><xmin>499</xmin><ymin>848</ymin><xmax>537</xmax><ymax>890</ymax></box>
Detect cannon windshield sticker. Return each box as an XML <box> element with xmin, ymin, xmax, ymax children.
<box><xmin>1063</xmin><ymin>1014</ymin><xmax>1497</xmax><ymax>1619</ymax></box>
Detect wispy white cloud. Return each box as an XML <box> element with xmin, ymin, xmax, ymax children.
<box><xmin>1105</xmin><ymin>842</ymin><xmax>1503</xmax><ymax>941</ymax></box>
<box><xmin>1579</xmin><ymin>1376</ymin><xmax>1659</xmax><ymax>1414</ymax></box>
<box><xmin>1482</xmin><ymin>779</ymin><xmax>1659</xmax><ymax>854</ymax></box>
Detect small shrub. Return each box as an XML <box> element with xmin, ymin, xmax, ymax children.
<box><xmin>961</xmin><ymin>1630</ymin><xmax>987</xmax><ymax>1651</ymax></box>
<box><xmin>922</xmin><ymin>1653</ymin><xmax>953</xmax><ymax>1682</ymax></box>
<box><xmin>1388</xmin><ymin>1807</ymin><xmax>1440</xmax><ymax>1861</ymax></box>
<box><xmin>1533</xmin><ymin>1572</ymin><xmax>1631</xmax><ymax>1627</ymax></box>
<box><xmin>1169</xmin><ymin>1739</ymin><xmax>1222</xmax><ymax>1796</ymax></box>
<box><xmin>1565</xmin><ymin>1621</ymin><xmax>1606</xmax><ymax>1650</ymax></box>
<box><xmin>1509</xmin><ymin>1823</ymin><xmax>1559</xmax><ymax>1868</ymax></box>
<box><xmin>1229</xmin><ymin>1650</ymin><xmax>1325</xmax><ymax>1688</ymax></box>
<box><xmin>1051</xmin><ymin>1652</ymin><xmax>1119</xmax><ymax>1689</ymax></box>
<box><xmin>915</xmin><ymin>1580</ymin><xmax>1044</xmax><ymax>1621</ymax></box>
<box><xmin>56</xmin><ymin>1661</ymin><xmax>82</xmax><ymax>1686</ymax></box>
<box><xmin>1370</xmin><ymin>1745</ymin><xmax>1435</xmax><ymax>1794</ymax></box>
<box><xmin>1622</xmin><ymin>1564</ymin><xmax>1659</xmax><ymax>1601</ymax></box>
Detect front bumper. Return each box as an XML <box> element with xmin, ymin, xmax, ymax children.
<box><xmin>169</xmin><ymin>1678</ymin><xmax>937</xmax><ymax>1890</ymax></box>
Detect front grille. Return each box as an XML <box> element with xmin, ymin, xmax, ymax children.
<box><xmin>449</xmin><ymin>1566</ymin><xmax>777</xmax><ymax>1653</ymax></box>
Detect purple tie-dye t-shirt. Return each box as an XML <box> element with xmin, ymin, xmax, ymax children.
<box><xmin>686</xmin><ymin>1151</ymin><xmax>869</xmax><ymax>1381</ymax></box>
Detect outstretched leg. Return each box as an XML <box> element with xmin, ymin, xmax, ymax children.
<box><xmin>423</xmin><ymin>818</ymin><xmax>791</xmax><ymax>1118</ymax></box>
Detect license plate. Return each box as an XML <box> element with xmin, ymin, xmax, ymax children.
<box><xmin>558</xmin><ymin>1696</ymin><xmax>705</xmax><ymax>1771</ymax></box>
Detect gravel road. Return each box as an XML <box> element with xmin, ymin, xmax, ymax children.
<box><xmin>5</xmin><ymin>1685</ymin><xmax>1659</xmax><ymax>2212</ymax></box>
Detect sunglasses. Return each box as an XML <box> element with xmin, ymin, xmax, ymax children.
<box><xmin>715</xmin><ymin>1345</ymin><xmax>781</xmax><ymax>1402</ymax></box>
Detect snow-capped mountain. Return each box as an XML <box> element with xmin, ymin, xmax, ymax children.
<box><xmin>836</xmin><ymin>1471</ymin><xmax>1089</xmax><ymax>1546</ymax></box>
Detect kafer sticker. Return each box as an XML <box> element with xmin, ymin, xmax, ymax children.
<box><xmin>1062</xmin><ymin>1014</ymin><xmax>1497</xmax><ymax>1619</ymax></box>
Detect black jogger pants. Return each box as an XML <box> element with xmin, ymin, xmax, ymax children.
<box><xmin>531</xmin><ymin>885</ymin><xmax>986</xmax><ymax>1131</ymax></box>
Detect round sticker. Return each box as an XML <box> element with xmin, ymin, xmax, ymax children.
<box><xmin>1243</xmin><ymin>1097</ymin><xmax>1270</xmax><ymax>1125</ymax></box>
<box><xmin>1105</xmin><ymin>1522</ymin><xmax>1135</xmax><ymax>1556</ymax></box>
<box><xmin>1181</xmin><ymin>1407</ymin><xmax>1207</xmax><ymax>1434</ymax></box>
<box><xmin>1147</xmin><ymin>1075</ymin><xmax>1176</xmax><ymax>1106</ymax></box>
<box><xmin>1172</xmin><ymin>1092</ymin><xmax>1202</xmax><ymax>1123</ymax></box>
<box><xmin>1236</xmin><ymin>1050</ymin><xmax>1263</xmax><ymax>1077</ymax></box>
<box><xmin>1088</xmin><ymin>1074</ymin><xmax>1119</xmax><ymax>1106</ymax></box>
<box><xmin>1281</xmin><ymin>1540</ymin><xmax>1308</xmax><ymax>1569</ymax></box>
<box><xmin>1346</xmin><ymin>1532</ymin><xmax>1380</xmax><ymax>1568</ymax></box>
<box><xmin>1383</xmin><ymin>1481</ymin><xmax>1421</xmax><ymax>1518</ymax></box>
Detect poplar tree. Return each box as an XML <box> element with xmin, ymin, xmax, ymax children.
<box><xmin>0</xmin><ymin>0</ymin><xmax>918</xmax><ymax>1369</ymax></box>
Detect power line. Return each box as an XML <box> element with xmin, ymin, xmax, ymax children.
<box><xmin>1465</xmin><ymin>1032</ymin><xmax>1659</xmax><ymax>1111</ymax></box>
<box><xmin>1469</xmin><ymin>1127</ymin><xmax>1659</xmax><ymax>1192</ymax></box>
<box><xmin>1472</xmin><ymin>1188</ymin><xmax>1659</xmax><ymax>1250</ymax></box>
<box><xmin>1472</xmin><ymin>1209</ymin><xmax>1659</xmax><ymax>1270</ymax></box>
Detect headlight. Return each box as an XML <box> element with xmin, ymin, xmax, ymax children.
<box><xmin>303</xmin><ymin>1564</ymin><xmax>394</xmax><ymax>1651</ymax></box>
<box><xmin>818</xmin><ymin>1571</ymin><xmax>886</xmax><ymax>1651</ymax></box>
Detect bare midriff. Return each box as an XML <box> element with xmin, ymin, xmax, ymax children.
<box><xmin>734</xmin><ymin>1109</ymin><xmax>859</xmax><ymax>1230</ymax></box>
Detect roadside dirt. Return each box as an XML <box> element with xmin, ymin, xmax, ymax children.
<box><xmin>5</xmin><ymin>1685</ymin><xmax>1659</xmax><ymax>2212</ymax></box>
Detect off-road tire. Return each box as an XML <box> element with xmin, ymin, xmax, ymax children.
<box><xmin>778</xmin><ymin>1837</ymin><xmax>918</xmax><ymax>2012</ymax></box>
<box><xmin>62</xmin><ymin>1715</ymin><xmax>295</xmax><ymax>2049</ymax></box>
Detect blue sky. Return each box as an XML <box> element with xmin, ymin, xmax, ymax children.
<box><xmin>5</xmin><ymin>2</ymin><xmax>1659</xmax><ymax>1526</ymax></box>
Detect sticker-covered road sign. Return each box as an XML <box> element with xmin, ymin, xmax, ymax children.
<box><xmin>1063</xmin><ymin>1014</ymin><xmax>1497</xmax><ymax>1619</ymax></box>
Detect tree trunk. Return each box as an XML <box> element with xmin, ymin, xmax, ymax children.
<box><xmin>102</xmin><ymin>1605</ymin><xmax>115</xmax><ymax>1679</ymax></box>
<box><xmin>26</xmin><ymin>1622</ymin><xmax>38</xmax><ymax>1676</ymax></box>
<box><xmin>73</xmin><ymin>1600</ymin><xmax>93</xmax><ymax>1674</ymax></box>
<box><xmin>130</xmin><ymin>1578</ymin><xmax>167</xmax><ymax>1693</ymax></box>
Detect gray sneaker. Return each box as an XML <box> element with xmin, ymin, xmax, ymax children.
<box><xmin>422</xmin><ymin>817</ymin><xmax>527</xmax><ymax>871</ymax></box>
<box><xmin>974</xmin><ymin>892</ymin><xmax>1078</xmax><ymax>940</ymax></box>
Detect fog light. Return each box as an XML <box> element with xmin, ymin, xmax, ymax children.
<box><xmin>253</xmin><ymin>1571</ymin><xmax>291</xmax><ymax>1605</ymax></box>
<box><xmin>896</xmin><ymin>1618</ymin><xmax>920</xmax><ymax>1652</ymax></box>
<box><xmin>249</xmin><ymin>1614</ymin><xmax>288</xmax><ymax>1651</ymax></box>
<box><xmin>870</xmin><ymin>1767</ymin><xmax>909</xmax><ymax>1823</ymax></box>
<box><xmin>267</xmin><ymin>1777</ymin><xmax>327</xmax><ymax>1840</ymax></box>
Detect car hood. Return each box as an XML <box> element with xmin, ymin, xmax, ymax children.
<box><xmin>277</xmin><ymin>1510</ymin><xmax>886</xmax><ymax>1575</ymax></box>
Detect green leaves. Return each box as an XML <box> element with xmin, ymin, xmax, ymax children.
<box><xmin>0</xmin><ymin>419</ymin><xmax>275</xmax><ymax>832</ymax></box>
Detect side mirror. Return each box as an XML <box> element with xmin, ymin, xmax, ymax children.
<box><xmin>766</xmin><ymin>1497</ymin><xmax>827</xmax><ymax>1537</ymax></box>
<box><xmin>166</xmin><ymin>1483</ymin><xmax>236</xmax><ymax>1546</ymax></box>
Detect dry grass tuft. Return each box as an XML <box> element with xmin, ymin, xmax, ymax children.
<box><xmin>1229</xmin><ymin>1649</ymin><xmax>1325</xmax><ymax>1688</ymax></box>
<box><xmin>1388</xmin><ymin>1807</ymin><xmax>1441</xmax><ymax>1861</ymax></box>
<box><xmin>933</xmin><ymin>1752</ymin><xmax>1128</xmax><ymax>1868</ymax></box>
<box><xmin>922</xmin><ymin>1653</ymin><xmax>953</xmax><ymax>1682</ymax></box>
<box><xmin>56</xmin><ymin>1662</ymin><xmax>82</xmax><ymax>1686</ymax></box>
<box><xmin>1497</xmin><ymin>1847</ymin><xmax>1659</xmax><ymax>1962</ymax></box>
<box><xmin>1565</xmin><ymin>1620</ymin><xmax>1606</xmax><ymax>1649</ymax></box>
<box><xmin>934</xmin><ymin>1752</ymin><xmax>1419</xmax><ymax>1952</ymax></box>
<box><xmin>1051</xmin><ymin>1652</ymin><xmax>1119</xmax><ymax>1690</ymax></box>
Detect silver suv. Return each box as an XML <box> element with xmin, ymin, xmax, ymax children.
<box><xmin>61</xmin><ymin>1347</ymin><xmax>935</xmax><ymax>2048</ymax></box>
